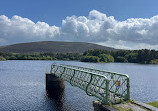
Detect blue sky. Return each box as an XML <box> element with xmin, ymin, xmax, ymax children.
<box><xmin>1</xmin><ymin>0</ymin><xmax>158</xmax><ymax>26</ymax></box>
<box><xmin>0</xmin><ymin>0</ymin><xmax>158</xmax><ymax>49</ymax></box>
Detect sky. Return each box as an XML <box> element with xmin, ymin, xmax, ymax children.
<box><xmin>0</xmin><ymin>0</ymin><xmax>158</xmax><ymax>49</ymax></box>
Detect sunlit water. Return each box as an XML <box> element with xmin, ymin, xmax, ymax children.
<box><xmin>0</xmin><ymin>60</ymin><xmax>158</xmax><ymax>111</ymax></box>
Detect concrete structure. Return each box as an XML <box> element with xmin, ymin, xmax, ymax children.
<box><xmin>93</xmin><ymin>100</ymin><xmax>119</xmax><ymax>111</ymax></box>
<box><xmin>93</xmin><ymin>100</ymin><xmax>158</xmax><ymax>111</ymax></box>
<box><xmin>46</xmin><ymin>73</ymin><xmax>65</xmax><ymax>100</ymax></box>
<box><xmin>46</xmin><ymin>73</ymin><xmax>65</xmax><ymax>91</ymax></box>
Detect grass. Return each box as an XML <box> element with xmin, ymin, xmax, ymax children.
<box><xmin>147</xmin><ymin>101</ymin><xmax>158</xmax><ymax>108</ymax></box>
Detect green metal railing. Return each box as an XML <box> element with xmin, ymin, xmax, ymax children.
<box><xmin>50</xmin><ymin>63</ymin><xmax>130</xmax><ymax>104</ymax></box>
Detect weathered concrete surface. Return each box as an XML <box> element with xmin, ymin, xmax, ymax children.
<box><xmin>132</xmin><ymin>100</ymin><xmax>158</xmax><ymax>111</ymax></box>
<box><xmin>114</xmin><ymin>102</ymin><xmax>149</xmax><ymax>111</ymax></box>
<box><xmin>46</xmin><ymin>73</ymin><xmax>65</xmax><ymax>91</ymax></box>
<box><xmin>93</xmin><ymin>100</ymin><xmax>158</xmax><ymax>111</ymax></box>
<box><xmin>46</xmin><ymin>73</ymin><xmax>65</xmax><ymax>110</ymax></box>
<box><xmin>93</xmin><ymin>100</ymin><xmax>119</xmax><ymax>111</ymax></box>
<box><xmin>46</xmin><ymin>73</ymin><xmax>65</xmax><ymax>100</ymax></box>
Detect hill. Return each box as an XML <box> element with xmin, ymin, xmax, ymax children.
<box><xmin>0</xmin><ymin>41</ymin><xmax>117</xmax><ymax>54</ymax></box>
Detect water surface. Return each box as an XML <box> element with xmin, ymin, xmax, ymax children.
<box><xmin>0</xmin><ymin>60</ymin><xmax>158</xmax><ymax>111</ymax></box>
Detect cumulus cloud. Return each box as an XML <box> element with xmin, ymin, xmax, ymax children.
<box><xmin>0</xmin><ymin>15</ymin><xmax>59</xmax><ymax>45</ymax></box>
<box><xmin>1</xmin><ymin>10</ymin><xmax>158</xmax><ymax>49</ymax></box>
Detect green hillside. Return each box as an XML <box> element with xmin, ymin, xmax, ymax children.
<box><xmin>0</xmin><ymin>41</ymin><xmax>117</xmax><ymax>54</ymax></box>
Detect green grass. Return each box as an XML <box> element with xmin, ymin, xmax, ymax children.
<box><xmin>0</xmin><ymin>56</ymin><xmax>6</xmax><ymax>61</ymax></box>
<box><xmin>147</xmin><ymin>101</ymin><xmax>158</xmax><ymax>108</ymax></box>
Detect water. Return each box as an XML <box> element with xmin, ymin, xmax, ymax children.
<box><xmin>0</xmin><ymin>60</ymin><xmax>158</xmax><ymax>111</ymax></box>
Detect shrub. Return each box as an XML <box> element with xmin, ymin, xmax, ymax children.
<box><xmin>116</xmin><ymin>56</ymin><xmax>128</xmax><ymax>62</ymax></box>
<box><xmin>150</xmin><ymin>59</ymin><xmax>158</xmax><ymax>64</ymax></box>
<box><xmin>99</xmin><ymin>54</ymin><xmax>114</xmax><ymax>62</ymax></box>
<box><xmin>0</xmin><ymin>56</ymin><xmax>6</xmax><ymax>61</ymax></box>
<box><xmin>81</xmin><ymin>56</ymin><xmax>100</xmax><ymax>62</ymax></box>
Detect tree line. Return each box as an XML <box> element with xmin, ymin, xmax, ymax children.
<box><xmin>0</xmin><ymin>52</ymin><xmax>82</xmax><ymax>61</ymax></box>
<box><xmin>1</xmin><ymin>49</ymin><xmax>158</xmax><ymax>64</ymax></box>
<box><xmin>81</xmin><ymin>49</ymin><xmax>158</xmax><ymax>64</ymax></box>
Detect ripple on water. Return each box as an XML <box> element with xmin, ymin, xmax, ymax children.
<box><xmin>0</xmin><ymin>60</ymin><xmax>158</xmax><ymax>111</ymax></box>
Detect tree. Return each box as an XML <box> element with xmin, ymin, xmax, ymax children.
<box><xmin>99</xmin><ymin>54</ymin><xmax>114</xmax><ymax>62</ymax></box>
<box><xmin>83</xmin><ymin>49</ymin><xmax>109</xmax><ymax>56</ymax></box>
<box><xmin>0</xmin><ymin>56</ymin><xmax>6</xmax><ymax>61</ymax></box>
<box><xmin>150</xmin><ymin>59</ymin><xmax>158</xmax><ymax>64</ymax></box>
<box><xmin>81</xmin><ymin>56</ymin><xmax>100</xmax><ymax>62</ymax></box>
<box><xmin>115</xmin><ymin>56</ymin><xmax>128</xmax><ymax>62</ymax></box>
<box><xmin>125</xmin><ymin>52</ymin><xmax>138</xmax><ymax>63</ymax></box>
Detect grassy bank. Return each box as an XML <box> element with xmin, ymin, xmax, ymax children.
<box><xmin>147</xmin><ymin>101</ymin><xmax>158</xmax><ymax>108</ymax></box>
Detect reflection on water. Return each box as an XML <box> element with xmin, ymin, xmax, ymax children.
<box><xmin>46</xmin><ymin>89</ymin><xmax>65</xmax><ymax>111</ymax></box>
<box><xmin>0</xmin><ymin>60</ymin><xmax>158</xmax><ymax>111</ymax></box>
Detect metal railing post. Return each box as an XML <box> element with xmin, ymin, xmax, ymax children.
<box><xmin>86</xmin><ymin>74</ymin><xmax>93</xmax><ymax>96</ymax></box>
<box><xmin>50</xmin><ymin>64</ymin><xmax>53</xmax><ymax>74</ymax></box>
<box><xmin>105</xmin><ymin>80</ymin><xmax>109</xmax><ymax>104</ymax></box>
<box><xmin>126</xmin><ymin>78</ymin><xmax>130</xmax><ymax>100</ymax></box>
<box><xmin>70</xmin><ymin>69</ymin><xmax>76</xmax><ymax>86</ymax></box>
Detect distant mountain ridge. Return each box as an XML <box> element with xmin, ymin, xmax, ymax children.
<box><xmin>0</xmin><ymin>41</ymin><xmax>117</xmax><ymax>53</ymax></box>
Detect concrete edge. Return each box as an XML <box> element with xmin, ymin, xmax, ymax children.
<box><xmin>101</xmin><ymin>104</ymin><xmax>119</xmax><ymax>111</ymax></box>
<box><xmin>93</xmin><ymin>100</ymin><xmax>119</xmax><ymax>111</ymax></box>
<box><xmin>93</xmin><ymin>100</ymin><xmax>158</xmax><ymax>111</ymax></box>
<box><xmin>132</xmin><ymin>99</ymin><xmax>158</xmax><ymax>111</ymax></box>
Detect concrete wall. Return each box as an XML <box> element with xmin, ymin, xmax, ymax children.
<box><xmin>46</xmin><ymin>73</ymin><xmax>65</xmax><ymax>90</ymax></box>
<box><xmin>46</xmin><ymin>73</ymin><xmax>65</xmax><ymax>100</ymax></box>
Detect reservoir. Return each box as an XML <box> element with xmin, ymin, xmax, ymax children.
<box><xmin>0</xmin><ymin>60</ymin><xmax>158</xmax><ymax>111</ymax></box>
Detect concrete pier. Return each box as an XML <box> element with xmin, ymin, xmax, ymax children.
<box><xmin>46</xmin><ymin>73</ymin><xmax>65</xmax><ymax>99</ymax></box>
<box><xmin>46</xmin><ymin>73</ymin><xmax>65</xmax><ymax>91</ymax></box>
<box><xmin>46</xmin><ymin>73</ymin><xmax>65</xmax><ymax>110</ymax></box>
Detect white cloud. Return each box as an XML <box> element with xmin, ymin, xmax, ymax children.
<box><xmin>0</xmin><ymin>15</ymin><xmax>59</xmax><ymax>45</ymax></box>
<box><xmin>1</xmin><ymin>10</ymin><xmax>158</xmax><ymax>49</ymax></box>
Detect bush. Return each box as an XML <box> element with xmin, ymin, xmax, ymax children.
<box><xmin>116</xmin><ymin>56</ymin><xmax>128</xmax><ymax>62</ymax></box>
<box><xmin>99</xmin><ymin>54</ymin><xmax>114</xmax><ymax>62</ymax></box>
<box><xmin>150</xmin><ymin>59</ymin><xmax>158</xmax><ymax>64</ymax></box>
<box><xmin>0</xmin><ymin>56</ymin><xmax>6</xmax><ymax>61</ymax></box>
<box><xmin>81</xmin><ymin>56</ymin><xmax>100</xmax><ymax>62</ymax></box>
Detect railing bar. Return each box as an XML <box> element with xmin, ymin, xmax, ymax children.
<box><xmin>109</xmin><ymin>76</ymin><xmax>121</xmax><ymax>91</ymax></box>
<box><xmin>61</xmin><ymin>64</ymin><xmax>129</xmax><ymax>78</ymax></box>
<box><xmin>51</xmin><ymin>64</ymin><xmax>130</xmax><ymax>104</ymax></box>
